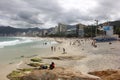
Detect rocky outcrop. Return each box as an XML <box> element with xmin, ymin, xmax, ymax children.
<box><xmin>89</xmin><ymin>69</ymin><xmax>120</xmax><ymax>80</ymax></box>
<box><xmin>8</xmin><ymin>67</ymin><xmax>100</xmax><ymax>80</ymax></box>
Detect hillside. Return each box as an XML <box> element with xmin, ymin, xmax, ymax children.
<box><xmin>0</xmin><ymin>26</ymin><xmax>42</xmax><ymax>36</ymax></box>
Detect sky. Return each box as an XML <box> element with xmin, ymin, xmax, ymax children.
<box><xmin>0</xmin><ymin>0</ymin><xmax>120</xmax><ymax>28</ymax></box>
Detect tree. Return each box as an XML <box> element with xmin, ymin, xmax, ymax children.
<box><xmin>84</xmin><ymin>25</ymin><xmax>96</xmax><ymax>37</ymax></box>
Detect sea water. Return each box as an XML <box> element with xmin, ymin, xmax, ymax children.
<box><xmin>0</xmin><ymin>37</ymin><xmax>57</xmax><ymax>64</ymax></box>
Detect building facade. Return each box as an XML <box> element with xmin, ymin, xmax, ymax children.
<box><xmin>57</xmin><ymin>23</ymin><xmax>67</xmax><ymax>33</ymax></box>
<box><xmin>76</xmin><ymin>23</ymin><xmax>86</xmax><ymax>37</ymax></box>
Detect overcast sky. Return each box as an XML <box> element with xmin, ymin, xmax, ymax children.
<box><xmin>0</xmin><ymin>0</ymin><xmax>120</xmax><ymax>28</ymax></box>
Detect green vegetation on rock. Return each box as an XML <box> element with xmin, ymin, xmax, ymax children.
<box><xmin>7</xmin><ymin>68</ymin><xmax>33</xmax><ymax>80</ymax></box>
<box><xmin>28</xmin><ymin>63</ymin><xmax>41</xmax><ymax>67</ymax></box>
<box><xmin>8</xmin><ymin>71</ymin><xmax>22</xmax><ymax>78</ymax></box>
<box><xmin>17</xmin><ymin>68</ymin><xmax>33</xmax><ymax>72</ymax></box>
<box><xmin>30</xmin><ymin>58</ymin><xmax>42</xmax><ymax>62</ymax></box>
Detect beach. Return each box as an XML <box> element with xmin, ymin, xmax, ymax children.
<box><xmin>1</xmin><ymin>37</ymin><xmax>120</xmax><ymax>80</ymax></box>
<box><xmin>41</xmin><ymin>38</ymin><xmax>120</xmax><ymax>72</ymax></box>
<box><xmin>17</xmin><ymin>38</ymin><xmax>120</xmax><ymax>79</ymax></box>
<box><xmin>0</xmin><ymin>37</ymin><xmax>57</xmax><ymax>80</ymax></box>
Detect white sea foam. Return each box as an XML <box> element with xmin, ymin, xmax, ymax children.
<box><xmin>50</xmin><ymin>41</ymin><xmax>58</xmax><ymax>44</ymax></box>
<box><xmin>0</xmin><ymin>37</ymin><xmax>33</xmax><ymax>48</ymax></box>
<box><xmin>16</xmin><ymin>37</ymin><xmax>43</xmax><ymax>41</ymax></box>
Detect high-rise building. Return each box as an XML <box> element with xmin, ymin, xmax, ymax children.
<box><xmin>57</xmin><ymin>23</ymin><xmax>67</xmax><ymax>33</ymax></box>
<box><xmin>76</xmin><ymin>23</ymin><xmax>86</xmax><ymax>37</ymax></box>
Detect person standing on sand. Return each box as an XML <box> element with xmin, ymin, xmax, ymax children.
<box><xmin>91</xmin><ymin>39</ymin><xmax>97</xmax><ymax>48</ymax></box>
<box><xmin>51</xmin><ymin>46</ymin><xmax>53</xmax><ymax>51</ymax></box>
<box><xmin>63</xmin><ymin>48</ymin><xmax>66</xmax><ymax>53</ymax></box>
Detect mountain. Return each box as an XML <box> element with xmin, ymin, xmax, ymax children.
<box><xmin>108</xmin><ymin>20</ymin><xmax>120</xmax><ymax>27</ymax></box>
<box><xmin>99</xmin><ymin>20</ymin><xmax>120</xmax><ymax>27</ymax></box>
<box><xmin>0</xmin><ymin>26</ymin><xmax>42</xmax><ymax>36</ymax></box>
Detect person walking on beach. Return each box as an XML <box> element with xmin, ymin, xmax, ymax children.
<box><xmin>63</xmin><ymin>48</ymin><xmax>66</xmax><ymax>53</ymax></box>
<box><xmin>91</xmin><ymin>39</ymin><xmax>97</xmax><ymax>48</ymax></box>
<box><xmin>51</xmin><ymin>46</ymin><xmax>53</xmax><ymax>51</ymax></box>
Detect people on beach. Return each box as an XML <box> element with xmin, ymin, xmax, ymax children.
<box><xmin>40</xmin><ymin>65</ymin><xmax>48</xmax><ymax>69</ymax></box>
<box><xmin>44</xmin><ymin>42</ymin><xmax>47</xmax><ymax>45</ymax></box>
<box><xmin>49</xmin><ymin>62</ymin><xmax>55</xmax><ymax>70</ymax></box>
<box><xmin>51</xmin><ymin>46</ymin><xmax>57</xmax><ymax>52</ymax></box>
<box><xmin>51</xmin><ymin>46</ymin><xmax>53</xmax><ymax>51</ymax></box>
<box><xmin>54</xmin><ymin>46</ymin><xmax>56</xmax><ymax>51</ymax></box>
<box><xmin>109</xmin><ymin>42</ymin><xmax>112</xmax><ymax>45</ymax></box>
<box><xmin>43</xmin><ymin>42</ymin><xmax>47</xmax><ymax>45</ymax></box>
<box><xmin>63</xmin><ymin>48</ymin><xmax>66</xmax><ymax>53</ymax></box>
<box><xmin>91</xmin><ymin>39</ymin><xmax>97</xmax><ymax>48</ymax></box>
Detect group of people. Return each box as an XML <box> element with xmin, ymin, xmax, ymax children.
<box><xmin>51</xmin><ymin>46</ymin><xmax>66</xmax><ymax>54</ymax></box>
<box><xmin>41</xmin><ymin>38</ymin><xmax>114</xmax><ymax>71</ymax></box>
<box><xmin>51</xmin><ymin>46</ymin><xmax>56</xmax><ymax>51</ymax></box>
<box><xmin>69</xmin><ymin>38</ymin><xmax>99</xmax><ymax>50</ymax></box>
<box><xmin>40</xmin><ymin>62</ymin><xmax>55</xmax><ymax>70</ymax></box>
<box><xmin>69</xmin><ymin>39</ymin><xmax>87</xmax><ymax>46</ymax></box>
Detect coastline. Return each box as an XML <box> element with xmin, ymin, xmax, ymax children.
<box><xmin>0</xmin><ymin>37</ymin><xmax>55</xmax><ymax>80</ymax></box>
<box><xmin>1</xmin><ymin>37</ymin><xmax>120</xmax><ymax>80</ymax></box>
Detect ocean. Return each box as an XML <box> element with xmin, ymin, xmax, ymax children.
<box><xmin>0</xmin><ymin>37</ymin><xmax>57</xmax><ymax>64</ymax></box>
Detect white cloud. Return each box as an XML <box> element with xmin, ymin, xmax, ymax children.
<box><xmin>0</xmin><ymin>0</ymin><xmax>120</xmax><ymax>28</ymax></box>
<box><xmin>59</xmin><ymin>0</ymin><xmax>98</xmax><ymax>13</ymax></box>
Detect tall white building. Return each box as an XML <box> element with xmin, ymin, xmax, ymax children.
<box><xmin>58</xmin><ymin>23</ymin><xmax>67</xmax><ymax>33</ymax></box>
<box><xmin>76</xmin><ymin>23</ymin><xmax>86</xmax><ymax>37</ymax></box>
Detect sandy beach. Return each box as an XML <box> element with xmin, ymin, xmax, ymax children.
<box><xmin>41</xmin><ymin>38</ymin><xmax>120</xmax><ymax>72</ymax></box>
<box><xmin>1</xmin><ymin>37</ymin><xmax>120</xmax><ymax>80</ymax></box>
<box><xmin>0</xmin><ymin>63</ymin><xmax>19</xmax><ymax>80</ymax></box>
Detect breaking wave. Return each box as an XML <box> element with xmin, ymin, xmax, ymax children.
<box><xmin>0</xmin><ymin>37</ymin><xmax>33</xmax><ymax>48</ymax></box>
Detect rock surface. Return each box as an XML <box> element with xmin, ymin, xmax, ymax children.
<box><xmin>89</xmin><ymin>69</ymin><xmax>120</xmax><ymax>80</ymax></box>
<box><xmin>8</xmin><ymin>67</ymin><xmax>100</xmax><ymax>80</ymax></box>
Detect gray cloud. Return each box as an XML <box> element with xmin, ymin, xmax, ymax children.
<box><xmin>0</xmin><ymin>0</ymin><xmax>120</xmax><ymax>28</ymax></box>
<box><xmin>90</xmin><ymin>0</ymin><xmax>120</xmax><ymax>22</ymax></box>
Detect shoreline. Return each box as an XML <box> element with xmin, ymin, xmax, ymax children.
<box><xmin>1</xmin><ymin>37</ymin><xmax>120</xmax><ymax>80</ymax></box>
